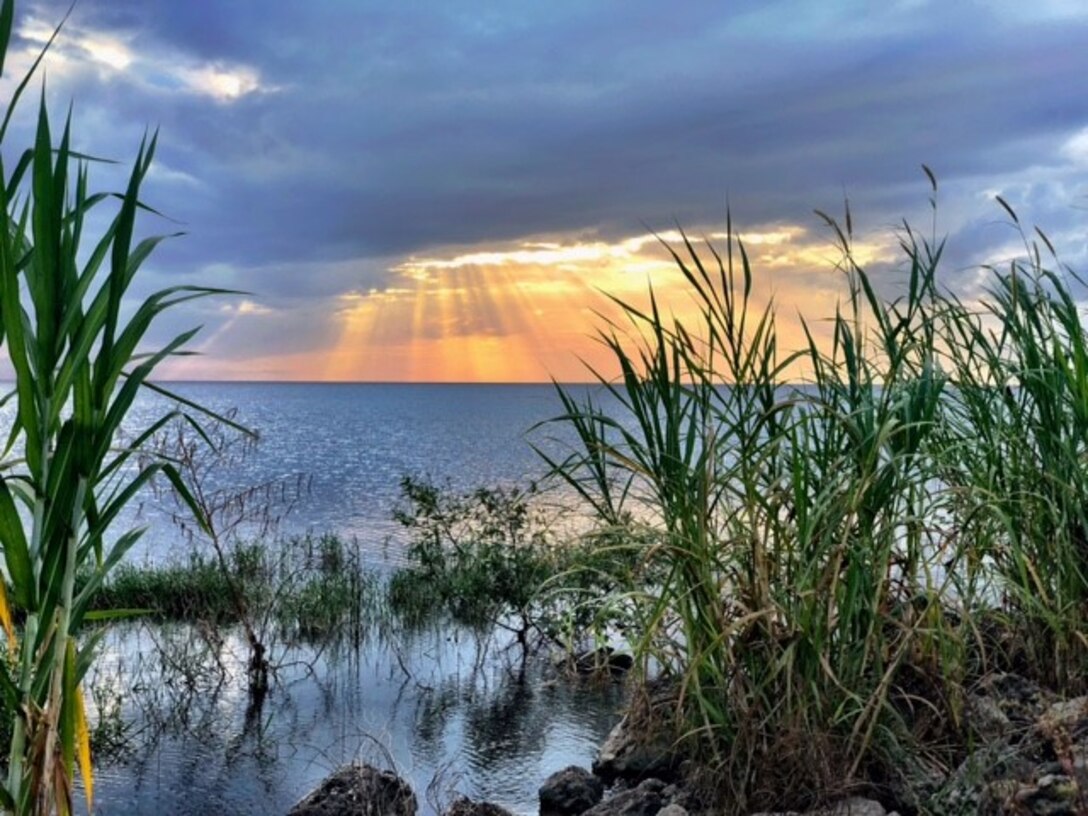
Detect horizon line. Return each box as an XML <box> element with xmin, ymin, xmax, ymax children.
<box><xmin>0</xmin><ymin>377</ymin><xmax>603</xmax><ymax>387</ymax></box>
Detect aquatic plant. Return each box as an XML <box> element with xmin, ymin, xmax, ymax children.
<box><xmin>0</xmin><ymin>3</ymin><xmax>232</xmax><ymax>812</ymax></box>
<box><xmin>144</xmin><ymin>416</ymin><xmax>310</xmax><ymax>697</ymax></box>
<box><xmin>389</xmin><ymin>477</ymin><xmax>554</xmax><ymax>638</ymax></box>
<box><xmin>88</xmin><ymin>534</ymin><xmax>381</xmax><ymax>645</ymax></box>
<box><xmin>387</xmin><ymin>476</ymin><xmax>639</xmax><ymax>651</ymax></box>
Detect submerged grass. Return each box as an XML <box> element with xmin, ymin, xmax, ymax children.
<box><xmin>547</xmin><ymin>176</ymin><xmax>1088</xmax><ymax>812</ymax></box>
<box><xmin>86</xmin><ymin>534</ymin><xmax>381</xmax><ymax>644</ymax></box>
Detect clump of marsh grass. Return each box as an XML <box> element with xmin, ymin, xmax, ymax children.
<box><xmin>937</xmin><ymin>209</ymin><xmax>1088</xmax><ymax>692</ymax></box>
<box><xmin>87</xmin><ymin>534</ymin><xmax>380</xmax><ymax>645</ymax></box>
<box><xmin>546</xmin><ymin>173</ymin><xmax>1088</xmax><ymax>811</ymax></box>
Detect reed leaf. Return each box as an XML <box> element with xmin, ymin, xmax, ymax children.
<box><xmin>0</xmin><ymin>2</ymin><xmax>238</xmax><ymax>811</ymax></box>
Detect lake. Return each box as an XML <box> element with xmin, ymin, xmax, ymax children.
<box><xmin>4</xmin><ymin>382</ymin><xmax>626</xmax><ymax>816</ymax></box>
<box><xmin>119</xmin><ymin>382</ymin><xmax>591</xmax><ymax>564</ymax></box>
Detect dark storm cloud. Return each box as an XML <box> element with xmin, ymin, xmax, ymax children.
<box><xmin>14</xmin><ymin>0</ymin><xmax>1088</xmax><ymax>366</ymax></box>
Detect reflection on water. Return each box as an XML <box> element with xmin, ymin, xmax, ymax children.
<box><xmin>0</xmin><ymin>383</ymin><xmax>629</xmax><ymax>813</ymax></box>
<box><xmin>86</xmin><ymin>621</ymin><xmax>624</xmax><ymax>816</ymax></box>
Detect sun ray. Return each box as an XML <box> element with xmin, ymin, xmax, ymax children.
<box><xmin>199</xmin><ymin>223</ymin><xmax>898</xmax><ymax>382</ymax></box>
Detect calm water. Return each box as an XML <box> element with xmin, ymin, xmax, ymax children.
<box><xmin>120</xmin><ymin>382</ymin><xmax>585</xmax><ymax>563</ymax></box>
<box><xmin>90</xmin><ymin>621</ymin><xmax>624</xmax><ymax>816</ymax></box>
<box><xmin>3</xmin><ymin>382</ymin><xmax>626</xmax><ymax>816</ymax></box>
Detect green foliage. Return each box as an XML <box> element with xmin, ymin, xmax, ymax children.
<box><xmin>388</xmin><ymin>476</ymin><xmax>645</xmax><ymax>657</ymax></box>
<box><xmin>938</xmin><ymin>217</ymin><xmax>1088</xmax><ymax>689</ymax></box>
<box><xmin>0</xmin><ymin>3</ymin><xmax>232</xmax><ymax>811</ymax></box>
<box><xmin>547</xmin><ymin>178</ymin><xmax>1088</xmax><ymax>812</ymax></box>
<box><xmin>87</xmin><ymin>535</ymin><xmax>380</xmax><ymax>643</ymax></box>
<box><xmin>388</xmin><ymin>476</ymin><xmax>555</xmax><ymax>630</ymax></box>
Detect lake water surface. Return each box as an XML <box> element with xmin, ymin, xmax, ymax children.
<box><xmin>121</xmin><ymin>382</ymin><xmax>589</xmax><ymax>563</ymax></box>
<box><xmin>18</xmin><ymin>382</ymin><xmax>625</xmax><ymax>815</ymax></box>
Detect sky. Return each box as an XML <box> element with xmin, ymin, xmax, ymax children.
<box><xmin>4</xmin><ymin>0</ymin><xmax>1088</xmax><ymax>382</ymax></box>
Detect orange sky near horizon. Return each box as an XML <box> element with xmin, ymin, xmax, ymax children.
<box><xmin>161</xmin><ymin>223</ymin><xmax>899</xmax><ymax>384</ymax></box>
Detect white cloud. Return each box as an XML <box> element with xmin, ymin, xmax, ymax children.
<box><xmin>15</xmin><ymin>12</ymin><xmax>270</xmax><ymax>104</ymax></box>
<box><xmin>148</xmin><ymin>161</ymin><xmax>205</xmax><ymax>188</ymax></box>
<box><xmin>80</xmin><ymin>34</ymin><xmax>134</xmax><ymax>71</ymax></box>
<box><xmin>1061</xmin><ymin>127</ymin><xmax>1088</xmax><ymax>167</ymax></box>
<box><xmin>236</xmin><ymin>299</ymin><xmax>273</xmax><ymax>316</ymax></box>
<box><xmin>179</xmin><ymin>64</ymin><xmax>264</xmax><ymax>103</ymax></box>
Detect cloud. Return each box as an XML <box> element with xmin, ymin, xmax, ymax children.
<box><xmin>16</xmin><ymin>11</ymin><xmax>272</xmax><ymax>103</ymax></box>
<box><xmin>5</xmin><ymin>0</ymin><xmax>1088</xmax><ymax>380</ymax></box>
<box><xmin>151</xmin><ymin>222</ymin><xmax>903</xmax><ymax>382</ymax></box>
<box><xmin>1061</xmin><ymin>128</ymin><xmax>1088</xmax><ymax>167</ymax></box>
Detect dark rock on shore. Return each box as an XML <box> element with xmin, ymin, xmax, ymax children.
<box><xmin>585</xmin><ymin>671</ymin><xmax>1087</xmax><ymax>815</ymax></box>
<box><xmin>444</xmin><ymin>796</ymin><xmax>515</xmax><ymax>815</ymax></box>
<box><xmin>594</xmin><ymin>681</ymin><xmax>684</xmax><ymax>784</ymax></box>
<box><xmin>924</xmin><ymin>675</ymin><xmax>1087</xmax><ymax>815</ymax></box>
<box><xmin>283</xmin><ymin>673</ymin><xmax>1085</xmax><ymax>816</ymax></box>
<box><xmin>750</xmin><ymin>797</ymin><xmax>893</xmax><ymax>815</ymax></box>
<box><xmin>581</xmin><ymin>778</ymin><xmax>669</xmax><ymax>815</ymax></box>
<box><xmin>593</xmin><ymin>714</ymin><xmax>684</xmax><ymax>783</ymax></box>
<box><xmin>288</xmin><ymin>764</ymin><xmax>417</xmax><ymax>816</ymax></box>
<box><xmin>540</xmin><ymin>765</ymin><xmax>605</xmax><ymax>814</ymax></box>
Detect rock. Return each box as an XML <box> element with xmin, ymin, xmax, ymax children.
<box><xmin>928</xmin><ymin>740</ymin><xmax>1037</xmax><ymax>814</ymax></box>
<box><xmin>963</xmin><ymin>673</ymin><xmax>1055</xmax><ymax>751</ymax></box>
<box><xmin>749</xmin><ymin>796</ymin><xmax>891</xmax><ymax>816</ymax></box>
<box><xmin>967</xmin><ymin>692</ymin><xmax>1015</xmax><ymax>742</ymax></box>
<box><xmin>582</xmin><ymin>778</ymin><xmax>668</xmax><ymax>815</ymax></box>
<box><xmin>540</xmin><ymin>765</ymin><xmax>605</xmax><ymax>815</ymax></box>
<box><xmin>1039</xmin><ymin>695</ymin><xmax>1088</xmax><ymax>794</ymax></box>
<box><xmin>1041</xmin><ymin>695</ymin><xmax>1088</xmax><ymax>731</ymax></box>
<box><xmin>975</xmin><ymin>673</ymin><xmax>1054</xmax><ymax>730</ymax></box>
<box><xmin>593</xmin><ymin>713</ymin><xmax>684</xmax><ymax>783</ymax></box>
<box><xmin>593</xmin><ymin>683</ymin><xmax>685</xmax><ymax>784</ymax></box>
<box><xmin>288</xmin><ymin>764</ymin><xmax>417</xmax><ymax>816</ymax></box>
<box><xmin>923</xmin><ymin>677</ymin><xmax>1083</xmax><ymax>814</ymax></box>
<box><xmin>1013</xmin><ymin>773</ymin><xmax>1080</xmax><ymax>815</ymax></box>
<box><xmin>824</xmin><ymin>798</ymin><xmax>887</xmax><ymax>816</ymax></box>
<box><xmin>656</xmin><ymin>805</ymin><xmax>689</xmax><ymax>816</ymax></box>
<box><xmin>881</xmin><ymin>752</ymin><xmax>945</xmax><ymax>813</ymax></box>
<box><xmin>926</xmin><ymin>691</ymin><xmax>1088</xmax><ymax>814</ymax></box>
<box><xmin>444</xmin><ymin>796</ymin><xmax>515</xmax><ymax>816</ymax></box>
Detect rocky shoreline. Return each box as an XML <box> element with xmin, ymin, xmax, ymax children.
<box><xmin>288</xmin><ymin>672</ymin><xmax>1087</xmax><ymax>816</ymax></box>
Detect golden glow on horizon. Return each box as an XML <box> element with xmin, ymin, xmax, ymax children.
<box><xmin>160</xmin><ymin>223</ymin><xmax>898</xmax><ymax>382</ymax></box>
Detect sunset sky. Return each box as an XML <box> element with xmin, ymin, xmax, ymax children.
<box><xmin>6</xmin><ymin>0</ymin><xmax>1088</xmax><ymax>381</ymax></box>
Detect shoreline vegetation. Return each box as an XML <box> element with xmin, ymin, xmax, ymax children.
<box><xmin>527</xmin><ymin>187</ymin><xmax>1088</xmax><ymax>814</ymax></box>
<box><xmin>0</xmin><ymin>0</ymin><xmax>243</xmax><ymax>812</ymax></box>
<box><xmin>0</xmin><ymin>0</ymin><xmax>1086</xmax><ymax>813</ymax></box>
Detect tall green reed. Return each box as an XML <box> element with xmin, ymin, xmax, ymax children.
<box><xmin>938</xmin><ymin>208</ymin><xmax>1088</xmax><ymax>691</ymax></box>
<box><xmin>0</xmin><ymin>3</ymin><xmax>233</xmax><ymax>812</ymax></box>
<box><xmin>548</xmin><ymin>188</ymin><xmax>972</xmax><ymax>810</ymax></box>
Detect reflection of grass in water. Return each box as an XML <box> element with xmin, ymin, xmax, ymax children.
<box><xmin>82</xmin><ymin>615</ymin><xmax>622</xmax><ymax>815</ymax></box>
